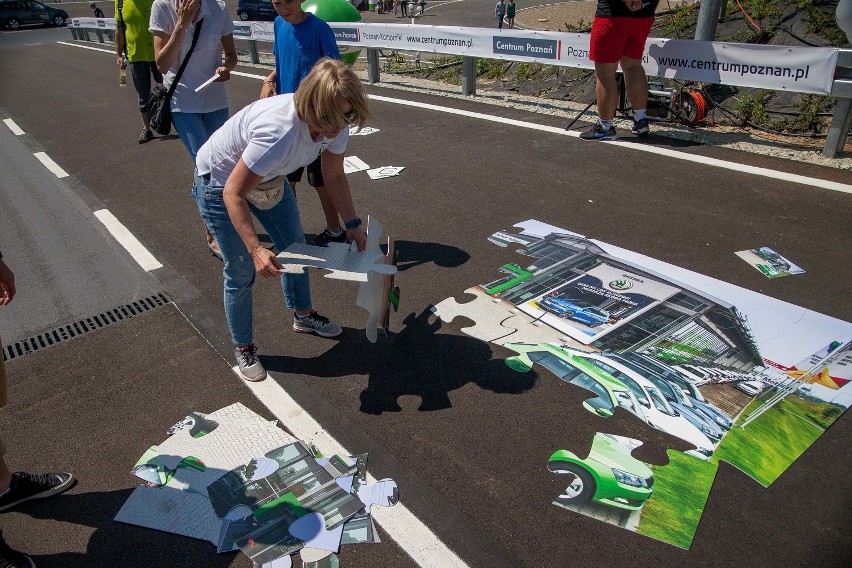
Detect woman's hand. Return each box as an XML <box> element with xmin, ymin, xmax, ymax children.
<box><xmin>260</xmin><ymin>81</ymin><xmax>276</xmax><ymax>98</ymax></box>
<box><xmin>251</xmin><ymin>246</ymin><xmax>283</xmax><ymax>278</ymax></box>
<box><xmin>175</xmin><ymin>0</ymin><xmax>200</xmax><ymax>26</ymax></box>
<box><xmin>346</xmin><ymin>226</ymin><xmax>367</xmax><ymax>252</ymax></box>
<box><xmin>625</xmin><ymin>0</ymin><xmax>645</xmax><ymax>11</ymax></box>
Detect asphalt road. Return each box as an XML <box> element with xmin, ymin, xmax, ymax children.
<box><xmin>0</xmin><ymin>21</ymin><xmax>851</xmax><ymax>568</ymax></box>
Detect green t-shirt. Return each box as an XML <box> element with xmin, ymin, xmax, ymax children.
<box><xmin>116</xmin><ymin>0</ymin><xmax>156</xmax><ymax>62</ymax></box>
<box><xmin>507</xmin><ymin>3</ymin><xmax>515</xmax><ymax>18</ymax></box>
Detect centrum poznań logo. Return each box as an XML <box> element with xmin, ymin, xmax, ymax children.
<box><xmin>608</xmin><ymin>279</ymin><xmax>633</xmax><ymax>291</ymax></box>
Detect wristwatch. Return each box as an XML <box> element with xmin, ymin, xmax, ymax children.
<box><xmin>344</xmin><ymin>217</ymin><xmax>362</xmax><ymax>230</ymax></box>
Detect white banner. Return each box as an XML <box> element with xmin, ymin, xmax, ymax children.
<box><xmin>70</xmin><ymin>17</ymin><xmax>116</xmax><ymax>30</ymax></box>
<box><xmin>69</xmin><ymin>19</ymin><xmax>839</xmax><ymax>95</ymax></box>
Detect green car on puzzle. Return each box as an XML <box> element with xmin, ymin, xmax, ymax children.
<box><xmin>549</xmin><ymin>433</ymin><xmax>654</xmax><ymax>510</ymax></box>
<box><xmin>504</xmin><ymin>342</ymin><xmax>642</xmax><ymax>419</ymax></box>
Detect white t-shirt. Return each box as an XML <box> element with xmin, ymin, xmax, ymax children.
<box><xmin>196</xmin><ymin>94</ymin><xmax>348</xmax><ymax>188</ymax></box>
<box><xmin>149</xmin><ymin>0</ymin><xmax>234</xmax><ymax>113</ymax></box>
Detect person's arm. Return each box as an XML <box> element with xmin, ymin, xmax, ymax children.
<box><xmin>114</xmin><ymin>5</ymin><xmax>125</xmax><ymax>68</ymax></box>
<box><xmin>223</xmin><ymin>159</ymin><xmax>283</xmax><ymax>277</ymax></box>
<box><xmin>152</xmin><ymin>0</ymin><xmax>199</xmax><ymax>75</ymax></box>
<box><xmin>214</xmin><ymin>34</ymin><xmax>238</xmax><ymax>82</ymax></box>
<box><xmin>260</xmin><ymin>69</ymin><xmax>276</xmax><ymax>98</ymax></box>
<box><xmin>0</xmin><ymin>253</ymin><xmax>15</xmax><ymax>306</ymax></box>
<box><xmin>320</xmin><ymin>151</ymin><xmax>367</xmax><ymax>251</ymax></box>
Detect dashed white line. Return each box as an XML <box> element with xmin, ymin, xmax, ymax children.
<box><xmin>34</xmin><ymin>151</ymin><xmax>69</xmax><ymax>178</ymax></box>
<box><xmin>3</xmin><ymin>118</ymin><xmax>24</xmax><ymax>136</ymax></box>
<box><xmin>240</xmin><ymin>369</ymin><xmax>470</xmax><ymax>568</ymax></box>
<box><xmin>93</xmin><ymin>209</ymin><xmax>163</xmax><ymax>271</ymax></box>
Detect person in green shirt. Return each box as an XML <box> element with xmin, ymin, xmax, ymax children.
<box><xmin>115</xmin><ymin>0</ymin><xmax>163</xmax><ymax>144</ymax></box>
<box><xmin>506</xmin><ymin>0</ymin><xmax>516</xmax><ymax>28</ymax></box>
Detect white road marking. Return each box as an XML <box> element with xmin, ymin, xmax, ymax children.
<box><xmin>33</xmin><ymin>151</ymin><xmax>69</xmax><ymax>178</ymax></box>
<box><xmin>3</xmin><ymin>118</ymin><xmax>24</xmax><ymax>135</ymax></box>
<box><xmin>55</xmin><ymin>41</ymin><xmax>852</xmax><ymax>194</ymax></box>
<box><xmin>93</xmin><ymin>209</ymin><xmax>163</xmax><ymax>271</ymax></box>
<box><xmin>238</xmin><ymin>369</ymin><xmax>470</xmax><ymax>568</ymax></box>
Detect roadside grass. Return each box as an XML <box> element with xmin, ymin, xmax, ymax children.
<box><xmin>636</xmin><ymin>451</ymin><xmax>717</xmax><ymax>549</ymax></box>
<box><xmin>713</xmin><ymin>395</ymin><xmax>825</xmax><ymax>487</ymax></box>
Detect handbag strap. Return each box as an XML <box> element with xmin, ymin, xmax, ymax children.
<box><xmin>166</xmin><ymin>18</ymin><xmax>204</xmax><ymax>100</ymax></box>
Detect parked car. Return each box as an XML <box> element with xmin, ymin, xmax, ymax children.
<box><xmin>1</xmin><ymin>0</ymin><xmax>67</xmax><ymax>29</ymax></box>
<box><xmin>538</xmin><ymin>296</ymin><xmax>612</xmax><ymax>327</ymax></box>
<box><xmin>504</xmin><ymin>342</ymin><xmax>641</xmax><ymax>419</ymax></box>
<box><xmin>664</xmin><ymin>372</ymin><xmax>734</xmax><ymax>430</ymax></box>
<box><xmin>569</xmin><ymin>350</ymin><xmax>716</xmax><ymax>460</ymax></box>
<box><xmin>735</xmin><ymin>380</ymin><xmax>765</xmax><ymax>396</ymax></box>
<box><xmin>634</xmin><ymin>356</ymin><xmax>728</xmax><ymax>416</ymax></box>
<box><xmin>603</xmin><ymin>353</ymin><xmax>725</xmax><ymax>443</ymax></box>
<box><xmin>673</xmin><ymin>364</ymin><xmax>710</xmax><ymax>385</ymax></box>
<box><xmin>236</xmin><ymin>0</ymin><xmax>276</xmax><ymax>21</ymax></box>
<box><xmin>548</xmin><ymin>433</ymin><xmax>653</xmax><ymax>510</ymax></box>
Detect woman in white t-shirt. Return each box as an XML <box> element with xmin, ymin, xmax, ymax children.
<box><xmin>150</xmin><ymin>0</ymin><xmax>237</xmax><ymax>256</ymax></box>
<box><xmin>194</xmin><ymin>58</ymin><xmax>371</xmax><ymax>382</ymax></box>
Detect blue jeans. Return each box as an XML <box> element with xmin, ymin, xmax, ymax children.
<box><xmin>172</xmin><ymin>108</ymin><xmax>230</xmax><ymax>165</ymax></box>
<box><xmin>192</xmin><ymin>173</ymin><xmax>312</xmax><ymax>346</ymax></box>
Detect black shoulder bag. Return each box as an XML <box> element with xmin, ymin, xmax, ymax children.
<box><xmin>147</xmin><ymin>19</ymin><xmax>204</xmax><ymax>136</ymax></box>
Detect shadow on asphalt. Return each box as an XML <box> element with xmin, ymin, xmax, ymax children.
<box><xmin>15</xmin><ymin>488</ymin><xmax>238</xmax><ymax>568</ymax></box>
<box><xmin>261</xmin><ymin>309</ymin><xmax>537</xmax><ymax>415</ymax></box>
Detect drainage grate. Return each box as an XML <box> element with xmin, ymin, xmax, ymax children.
<box><xmin>3</xmin><ymin>292</ymin><xmax>171</xmax><ymax>362</ymax></box>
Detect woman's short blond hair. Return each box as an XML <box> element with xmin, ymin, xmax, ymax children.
<box><xmin>294</xmin><ymin>58</ymin><xmax>371</xmax><ymax>132</ymax></box>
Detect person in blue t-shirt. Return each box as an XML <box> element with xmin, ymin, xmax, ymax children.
<box><xmin>260</xmin><ymin>0</ymin><xmax>348</xmax><ymax>248</ymax></box>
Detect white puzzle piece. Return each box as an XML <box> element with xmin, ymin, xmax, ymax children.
<box><xmin>261</xmin><ymin>554</ymin><xmax>293</xmax><ymax>568</ymax></box>
<box><xmin>276</xmin><ymin>217</ymin><xmax>396</xmax><ymax>282</ymax></box>
<box><xmin>115</xmin><ymin>484</ymin><xmax>222</xmax><ymax>546</ymax></box>
<box><xmin>367</xmin><ymin>166</ymin><xmax>404</xmax><ymax>180</ymax></box>
<box><xmin>343</xmin><ymin>156</ymin><xmax>370</xmax><ymax>174</ymax></box>
<box><xmin>432</xmin><ymin>286</ymin><xmax>569</xmax><ymax>346</ymax></box>
<box><xmin>335</xmin><ymin>476</ymin><xmax>399</xmax><ymax>513</ymax></box>
<box><xmin>156</xmin><ymin>404</ymin><xmax>296</xmax><ymax>497</ymax></box>
<box><xmin>300</xmin><ymin>547</ymin><xmax>333</xmax><ymax>563</ymax></box>
<box><xmin>349</xmin><ymin>126</ymin><xmax>379</xmax><ymax>136</ymax></box>
<box><xmin>247</xmin><ymin>456</ymin><xmax>280</xmax><ymax>481</ymax></box>
<box><xmin>288</xmin><ymin>512</ymin><xmax>345</xmax><ymax>554</ymax></box>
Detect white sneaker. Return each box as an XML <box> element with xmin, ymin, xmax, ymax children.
<box><xmin>235</xmin><ymin>344</ymin><xmax>266</xmax><ymax>381</ymax></box>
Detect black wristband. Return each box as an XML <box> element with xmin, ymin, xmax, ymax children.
<box><xmin>344</xmin><ymin>217</ymin><xmax>362</xmax><ymax>230</ymax></box>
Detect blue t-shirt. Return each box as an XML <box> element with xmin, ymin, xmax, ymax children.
<box><xmin>272</xmin><ymin>13</ymin><xmax>341</xmax><ymax>95</ymax></box>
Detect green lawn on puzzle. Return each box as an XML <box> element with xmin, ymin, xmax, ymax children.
<box><xmin>714</xmin><ymin>394</ymin><xmax>829</xmax><ymax>487</ymax></box>
<box><xmin>636</xmin><ymin>392</ymin><xmax>838</xmax><ymax>548</ymax></box>
<box><xmin>635</xmin><ymin>450</ymin><xmax>717</xmax><ymax>549</ymax></box>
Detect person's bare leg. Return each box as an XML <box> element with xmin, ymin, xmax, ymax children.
<box><xmin>594</xmin><ymin>61</ymin><xmax>620</xmax><ymax>121</ymax></box>
<box><xmin>622</xmin><ymin>56</ymin><xmax>648</xmax><ymax>112</ymax></box>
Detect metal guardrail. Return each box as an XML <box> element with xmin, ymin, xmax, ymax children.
<box><xmin>67</xmin><ymin>25</ymin><xmax>851</xmax><ymax>158</ymax></box>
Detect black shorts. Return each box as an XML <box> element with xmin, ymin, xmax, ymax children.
<box><xmin>286</xmin><ymin>154</ymin><xmax>324</xmax><ymax>187</ymax></box>
<box><xmin>129</xmin><ymin>61</ymin><xmax>163</xmax><ymax>113</ymax></box>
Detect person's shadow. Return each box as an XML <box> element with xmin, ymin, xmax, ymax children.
<box><xmin>262</xmin><ymin>308</ymin><xmax>538</xmax><ymax>414</ymax></box>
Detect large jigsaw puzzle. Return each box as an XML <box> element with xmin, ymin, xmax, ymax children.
<box><xmin>433</xmin><ymin>219</ymin><xmax>852</xmax><ymax>548</ymax></box>
<box><xmin>277</xmin><ymin>216</ymin><xmax>397</xmax><ymax>342</ymax></box>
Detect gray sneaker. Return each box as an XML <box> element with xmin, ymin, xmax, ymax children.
<box><xmin>293</xmin><ymin>311</ymin><xmax>342</xmax><ymax>338</ymax></box>
<box><xmin>235</xmin><ymin>344</ymin><xmax>266</xmax><ymax>382</ymax></box>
